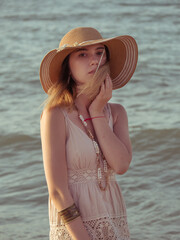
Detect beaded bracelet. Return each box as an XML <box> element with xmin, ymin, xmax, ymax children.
<box><xmin>58</xmin><ymin>203</ymin><xmax>80</xmax><ymax>224</ymax></box>
<box><xmin>84</xmin><ymin>116</ymin><xmax>105</xmax><ymax>121</ymax></box>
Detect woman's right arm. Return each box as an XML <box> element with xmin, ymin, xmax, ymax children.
<box><xmin>40</xmin><ymin>107</ymin><xmax>91</xmax><ymax>240</ymax></box>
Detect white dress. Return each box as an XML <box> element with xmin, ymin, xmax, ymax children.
<box><xmin>49</xmin><ymin>104</ymin><xmax>130</xmax><ymax>240</ymax></box>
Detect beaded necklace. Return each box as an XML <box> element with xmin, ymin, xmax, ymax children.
<box><xmin>78</xmin><ymin>113</ymin><xmax>109</xmax><ymax>191</ymax></box>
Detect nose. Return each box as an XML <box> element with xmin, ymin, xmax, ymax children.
<box><xmin>89</xmin><ymin>55</ymin><xmax>99</xmax><ymax>65</ymax></box>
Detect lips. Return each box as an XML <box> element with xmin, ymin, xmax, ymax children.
<box><xmin>88</xmin><ymin>69</ymin><xmax>96</xmax><ymax>74</ymax></box>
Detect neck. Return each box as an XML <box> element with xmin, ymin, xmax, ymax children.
<box><xmin>74</xmin><ymin>94</ymin><xmax>92</xmax><ymax>113</ymax></box>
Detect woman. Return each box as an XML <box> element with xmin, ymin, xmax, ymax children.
<box><xmin>40</xmin><ymin>27</ymin><xmax>138</xmax><ymax>240</ymax></box>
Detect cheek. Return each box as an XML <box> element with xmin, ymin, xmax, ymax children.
<box><xmin>70</xmin><ymin>66</ymin><xmax>78</xmax><ymax>80</ymax></box>
<box><xmin>69</xmin><ymin>61</ymin><xmax>83</xmax><ymax>82</ymax></box>
<box><xmin>69</xmin><ymin>57</ymin><xmax>78</xmax><ymax>77</ymax></box>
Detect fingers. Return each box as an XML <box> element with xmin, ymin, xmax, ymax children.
<box><xmin>105</xmin><ymin>73</ymin><xmax>112</xmax><ymax>93</ymax></box>
<box><xmin>99</xmin><ymin>81</ymin><xmax>105</xmax><ymax>94</ymax></box>
<box><xmin>90</xmin><ymin>74</ymin><xmax>112</xmax><ymax>112</ymax></box>
<box><xmin>99</xmin><ymin>74</ymin><xmax>112</xmax><ymax>99</ymax></box>
<box><xmin>105</xmin><ymin>73</ymin><xmax>112</xmax><ymax>89</ymax></box>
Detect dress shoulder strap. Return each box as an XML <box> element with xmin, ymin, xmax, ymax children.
<box><xmin>59</xmin><ymin>108</ymin><xmax>70</xmax><ymax>138</ymax></box>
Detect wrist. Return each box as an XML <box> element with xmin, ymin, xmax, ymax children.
<box><xmin>89</xmin><ymin>108</ymin><xmax>104</xmax><ymax>116</ymax></box>
<box><xmin>84</xmin><ymin>116</ymin><xmax>105</xmax><ymax>122</ymax></box>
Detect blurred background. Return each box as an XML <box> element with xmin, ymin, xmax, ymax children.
<box><xmin>0</xmin><ymin>0</ymin><xmax>180</xmax><ymax>239</ymax></box>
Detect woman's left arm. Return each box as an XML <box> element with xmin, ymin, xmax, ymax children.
<box><xmin>89</xmin><ymin>75</ymin><xmax>132</xmax><ymax>175</ymax></box>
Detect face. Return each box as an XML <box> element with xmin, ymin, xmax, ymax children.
<box><xmin>69</xmin><ymin>44</ymin><xmax>107</xmax><ymax>86</ymax></box>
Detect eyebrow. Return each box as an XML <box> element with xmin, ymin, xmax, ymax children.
<box><xmin>75</xmin><ymin>46</ymin><xmax>105</xmax><ymax>52</ymax></box>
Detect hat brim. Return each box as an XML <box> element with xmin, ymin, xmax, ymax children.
<box><xmin>39</xmin><ymin>35</ymin><xmax>138</xmax><ymax>93</ymax></box>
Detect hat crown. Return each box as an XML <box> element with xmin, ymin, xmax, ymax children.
<box><xmin>59</xmin><ymin>27</ymin><xmax>103</xmax><ymax>47</ymax></box>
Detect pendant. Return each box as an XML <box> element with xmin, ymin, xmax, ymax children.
<box><xmin>93</xmin><ymin>140</ymin><xmax>100</xmax><ymax>154</ymax></box>
<box><xmin>103</xmin><ymin>160</ymin><xmax>108</xmax><ymax>172</ymax></box>
<box><xmin>98</xmin><ymin>168</ymin><xmax>102</xmax><ymax>179</ymax></box>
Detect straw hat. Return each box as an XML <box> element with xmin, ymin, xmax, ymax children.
<box><xmin>39</xmin><ymin>27</ymin><xmax>138</xmax><ymax>93</ymax></box>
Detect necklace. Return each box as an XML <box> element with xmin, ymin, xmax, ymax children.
<box><xmin>78</xmin><ymin>113</ymin><xmax>109</xmax><ymax>191</ymax></box>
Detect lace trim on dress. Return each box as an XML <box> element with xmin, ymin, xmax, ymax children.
<box><xmin>84</xmin><ymin>216</ymin><xmax>130</xmax><ymax>240</ymax></box>
<box><xmin>68</xmin><ymin>168</ymin><xmax>116</xmax><ymax>184</ymax></box>
<box><xmin>49</xmin><ymin>216</ymin><xmax>130</xmax><ymax>240</ymax></box>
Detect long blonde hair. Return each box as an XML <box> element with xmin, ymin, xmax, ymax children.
<box><xmin>43</xmin><ymin>47</ymin><xmax>110</xmax><ymax>111</ymax></box>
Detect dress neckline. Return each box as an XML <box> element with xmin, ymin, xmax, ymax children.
<box><xmin>64</xmin><ymin>103</ymin><xmax>112</xmax><ymax>139</ymax></box>
<box><xmin>67</xmin><ymin>115</ymin><xmax>92</xmax><ymax>138</ymax></box>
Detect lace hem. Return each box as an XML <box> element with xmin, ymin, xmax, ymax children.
<box><xmin>49</xmin><ymin>216</ymin><xmax>130</xmax><ymax>240</ymax></box>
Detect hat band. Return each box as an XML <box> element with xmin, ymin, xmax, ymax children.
<box><xmin>57</xmin><ymin>39</ymin><xmax>104</xmax><ymax>52</ymax></box>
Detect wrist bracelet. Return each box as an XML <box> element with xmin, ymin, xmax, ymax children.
<box><xmin>84</xmin><ymin>116</ymin><xmax>105</xmax><ymax>121</ymax></box>
<box><xmin>58</xmin><ymin>203</ymin><xmax>80</xmax><ymax>224</ymax></box>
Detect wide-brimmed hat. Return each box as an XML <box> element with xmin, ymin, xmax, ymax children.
<box><xmin>39</xmin><ymin>27</ymin><xmax>138</xmax><ymax>93</ymax></box>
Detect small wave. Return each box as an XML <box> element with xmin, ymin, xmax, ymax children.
<box><xmin>0</xmin><ymin>133</ymin><xmax>41</xmax><ymax>150</ymax></box>
<box><xmin>118</xmin><ymin>2</ymin><xmax>180</xmax><ymax>7</ymax></box>
<box><xmin>2</xmin><ymin>13</ymin><xmax>67</xmax><ymax>22</ymax></box>
<box><xmin>131</xmin><ymin>128</ymin><xmax>180</xmax><ymax>162</ymax></box>
<box><xmin>132</xmin><ymin>128</ymin><xmax>180</xmax><ymax>144</ymax></box>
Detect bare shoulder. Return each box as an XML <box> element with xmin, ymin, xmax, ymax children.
<box><xmin>109</xmin><ymin>102</ymin><xmax>128</xmax><ymax>124</ymax></box>
<box><xmin>40</xmin><ymin>107</ymin><xmax>66</xmax><ymax>133</ymax></box>
<box><xmin>41</xmin><ymin>106</ymin><xmax>64</xmax><ymax>121</ymax></box>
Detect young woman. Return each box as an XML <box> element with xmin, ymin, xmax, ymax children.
<box><xmin>40</xmin><ymin>27</ymin><xmax>138</xmax><ymax>240</ymax></box>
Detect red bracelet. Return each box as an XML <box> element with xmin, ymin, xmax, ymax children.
<box><xmin>84</xmin><ymin>116</ymin><xmax>105</xmax><ymax>122</ymax></box>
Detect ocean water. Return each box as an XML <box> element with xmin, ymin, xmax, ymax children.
<box><xmin>0</xmin><ymin>0</ymin><xmax>180</xmax><ymax>239</ymax></box>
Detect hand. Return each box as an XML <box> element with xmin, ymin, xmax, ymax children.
<box><xmin>89</xmin><ymin>73</ymin><xmax>112</xmax><ymax>115</ymax></box>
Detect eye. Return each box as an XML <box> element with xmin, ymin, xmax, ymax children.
<box><xmin>96</xmin><ymin>51</ymin><xmax>104</xmax><ymax>56</ymax></box>
<box><xmin>79</xmin><ymin>52</ymin><xmax>87</xmax><ymax>57</ymax></box>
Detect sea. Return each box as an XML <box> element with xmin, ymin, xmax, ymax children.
<box><xmin>0</xmin><ymin>0</ymin><xmax>180</xmax><ymax>239</ymax></box>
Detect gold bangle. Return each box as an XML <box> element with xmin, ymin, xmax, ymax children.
<box><xmin>58</xmin><ymin>203</ymin><xmax>80</xmax><ymax>224</ymax></box>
